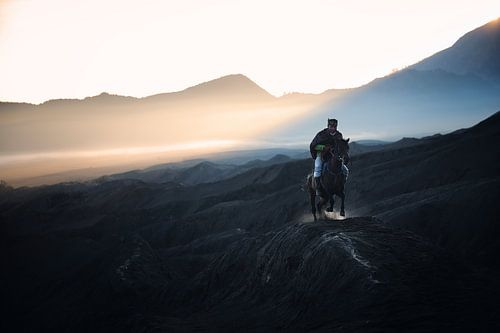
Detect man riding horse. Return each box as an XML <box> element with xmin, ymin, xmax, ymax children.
<box><xmin>310</xmin><ymin>118</ymin><xmax>349</xmax><ymax>196</ymax></box>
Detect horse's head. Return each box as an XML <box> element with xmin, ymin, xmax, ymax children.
<box><xmin>321</xmin><ymin>138</ymin><xmax>350</xmax><ymax>167</ymax></box>
<box><xmin>320</xmin><ymin>145</ymin><xmax>338</xmax><ymax>173</ymax></box>
<box><xmin>336</xmin><ymin>138</ymin><xmax>350</xmax><ymax>165</ymax></box>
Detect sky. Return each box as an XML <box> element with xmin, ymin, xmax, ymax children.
<box><xmin>0</xmin><ymin>0</ymin><xmax>499</xmax><ymax>104</ymax></box>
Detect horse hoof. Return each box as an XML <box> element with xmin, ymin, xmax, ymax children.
<box><xmin>340</xmin><ymin>211</ymin><xmax>345</xmax><ymax>217</ymax></box>
<box><xmin>326</xmin><ymin>207</ymin><xmax>333</xmax><ymax>212</ymax></box>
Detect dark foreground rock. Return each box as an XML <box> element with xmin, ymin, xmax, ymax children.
<box><xmin>2</xmin><ymin>217</ymin><xmax>499</xmax><ymax>332</ymax></box>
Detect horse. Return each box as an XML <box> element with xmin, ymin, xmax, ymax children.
<box><xmin>306</xmin><ymin>138</ymin><xmax>350</xmax><ymax>221</ymax></box>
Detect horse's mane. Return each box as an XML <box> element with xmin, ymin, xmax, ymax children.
<box><xmin>321</xmin><ymin>139</ymin><xmax>349</xmax><ymax>160</ymax></box>
<box><xmin>320</xmin><ymin>145</ymin><xmax>333</xmax><ymax>160</ymax></box>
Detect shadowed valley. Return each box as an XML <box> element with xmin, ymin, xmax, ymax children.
<box><xmin>1</xmin><ymin>112</ymin><xmax>499</xmax><ymax>332</ymax></box>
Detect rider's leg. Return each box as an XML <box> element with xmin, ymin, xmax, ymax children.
<box><xmin>314</xmin><ymin>155</ymin><xmax>323</xmax><ymax>195</ymax></box>
<box><xmin>342</xmin><ymin>163</ymin><xmax>349</xmax><ymax>180</ymax></box>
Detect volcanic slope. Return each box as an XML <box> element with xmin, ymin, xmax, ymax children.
<box><xmin>346</xmin><ymin>111</ymin><xmax>500</xmax><ymax>268</ymax></box>
<box><xmin>1</xmin><ymin>113</ymin><xmax>500</xmax><ymax>331</ymax></box>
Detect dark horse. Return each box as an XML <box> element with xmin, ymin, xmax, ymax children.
<box><xmin>307</xmin><ymin>138</ymin><xmax>350</xmax><ymax>221</ymax></box>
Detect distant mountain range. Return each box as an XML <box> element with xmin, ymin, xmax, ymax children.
<box><xmin>411</xmin><ymin>18</ymin><xmax>500</xmax><ymax>83</ymax></box>
<box><xmin>97</xmin><ymin>153</ymin><xmax>294</xmax><ymax>186</ymax></box>
<box><xmin>7</xmin><ymin>148</ymin><xmax>307</xmax><ymax>187</ymax></box>
<box><xmin>3</xmin><ymin>18</ymin><xmax>500</xmax><ymax>332</ymax></box>
<box><xmin>11</xmin><ymin>139</ymin><xmax>412</xmax><ymax>187</ymax></box>
<box><xmin>1</xmin><ymin>18</ymin><xmax>499</xmax><ymax>186</ymax></box>
<box><xmin>0</xmin><ymin>73</ymin><xmax>327</xmax><ymax>156</ymax></box>
<box><xmin>271</xmin><ymin>18</ymin><xmax>500</xmax><ymax>142</ymax></box>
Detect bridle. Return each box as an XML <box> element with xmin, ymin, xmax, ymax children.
<box><xmin>324</xmin><ymin>143</ymin><xmax>344</xmax><ymax>176</ymax></box>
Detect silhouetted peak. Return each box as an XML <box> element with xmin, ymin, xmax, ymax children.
<box><xmin>85</xmin><ymin>92</ymin><xmax>136</xmax><ymax>102</ymax></box>
<box><xmin>190</xmin><ymin>161</ymin><xmax>219</xmax><ymax>170</ymax></box>
<box><xmin>452</xmin><ymin>17</ymin><xmax>500</xmax><ymax>48</ymax></box>
<box><xmin>268</xmin><ymin>154</ymin><xmax>291</xmax><ymax>163</ymax></box>
<box><xmin>411</xmin><ymin>18</ymin><xmax>500</xmax><ymax>83</ymax></box>
<box><xmin>398</xmin><ymin>137</ymin><xmax>418</xmax><ymax>142</ymax></box>
<box><xmin>467</xmin><ymin>110</ymin><xmax>500</xmax><ymax>134</ymax></box>
<box><xmin>198</xmin><ymin>74</ymin><xmax>254</xmax><ymax>87</ymax></box>
<box><xmin>182</xmin><ymin>74</ymin><xmax>275</xmax><ymax>101</ymax></box>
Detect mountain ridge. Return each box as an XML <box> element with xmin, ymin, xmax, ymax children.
<box><xmin>2</xmin><ymin>18</ymin><xmax>497</xmax><ymax>106</ymax></box>
<box><xmin>269</xmin><ymin>18</ymin><xmax>500</xmax><ymax>143</ymax></box>
<box><xmin>2</xmin><ymin>19</ymin><xmax>500</xmax><ymax>186</ymax></box>
<box><xmin>0</xmin><ymin>74</ymin><xmax>275</xmax><ymax>106</ymax></box>
<box><xmin>411</xmin><ymin>17</ymin><xmax>500</xmax><ymax>84</ymax></box>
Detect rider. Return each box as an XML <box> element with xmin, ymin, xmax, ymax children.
<box><xmin>310</xmin><ymin>118</ymin><xmax>349</xmax><ymax>195</ymax></box>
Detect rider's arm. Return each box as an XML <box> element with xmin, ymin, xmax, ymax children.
<box><xmin>310</xmin><ymin>138</ymin><xmax>318</xmax><ymax>159</ymax></box>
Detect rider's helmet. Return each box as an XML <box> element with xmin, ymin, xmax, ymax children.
<box><xmin>327</xmin><ymin>118</ymin><xmax>338</xmax><ymax>127</ymax></box>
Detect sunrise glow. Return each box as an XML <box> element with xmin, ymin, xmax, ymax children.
<box><xmin>0</xmin><ymin>0</ymin><xmax>498</xmax><ymax>103</ymax></box>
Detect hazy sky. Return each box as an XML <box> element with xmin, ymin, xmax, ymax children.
<box><xmin>0</xmin><ymin>0</ymin><xmax>499</xmax><ymax>103</ymax></box>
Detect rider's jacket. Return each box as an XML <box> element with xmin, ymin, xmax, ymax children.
<box><xmin>309</xmin><ymin>129</ymin><xmax>343</xmax><ymax>159</ymax></box>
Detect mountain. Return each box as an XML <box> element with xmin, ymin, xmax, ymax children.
<box><xmin>411</xmin><ymin>18</ymin><xmax>500</xmax><ymax>84</ymax></box>
<box><xmin>271</xmin><ymin>68</ymin><xmax>500</xmax><ymax>142</ymax></box>
<box><xmin>2</xmin><ymin>20</ymin><xmax>500</xmax><ymax>186</ymax></box>
<box><xmin>0</xmin><ymin>74</ymin><xmax>323</xmax><ymax>187</ymax></box>
<box><xmin>2</xmin><ymin>74</ymin><xmax>274</xmax><ymax>108</ymax></box>
<box><xmin>354</xmin><ymin>139</ymin><xmax>391</xmax><ymax>146</ymax></box>
<box><xmin>0</xmin><ymin>74</ymin><xmax>283</xmax><ymax>155</ymax></box>
<box><xmin>267</xmin><ymin>18</ymin><xmax>500</xmax><ymax>143</ymax></box>
<box><xmin>346</xmin><ymin>111</ymin><xmax>500</xmax><ymax>267</ymax></box>
<box><xmin>153</xmin><ymin>73</ymin><xmax>275</xmax><ymax>103</ymax></box>
<box><xmin>1</xmin><ymin>112</ymin><xmax>499</xmax><ymax>331</ymax></box>
<box><xmin>3</xmin><ymin>148</ymin><xmax>307</xmax><ymax>187</ymax></box>
<box><xmin>98</xmin><ymin>154</ymin><xmax>294</xmax><ymax>185</ymax></box>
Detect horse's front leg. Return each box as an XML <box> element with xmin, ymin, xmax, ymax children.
<box><xmin>316</xmin><ymin>195</ymin><xmax>327</xmax><ymax>220</ymax></box>
<box><xmin>340</xmin><ymin>191</ymin><xmax>346</xmax><ymax>217</ymax></box>
<box><xmin>326</xmin><ymin>195</ymin><xmax>335</xmax><ymax>212</ymax></box>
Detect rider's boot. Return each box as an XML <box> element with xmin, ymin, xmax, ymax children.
<box><xmin>314</xmin><ymin>177</ymin><xmax>322</xmax><ymax>196</ymax></box>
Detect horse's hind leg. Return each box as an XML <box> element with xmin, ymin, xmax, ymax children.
<box><xmin>310</xmin><ymin>192</ymin><xmax>317</xmax><ymax>221</ymax></box>
<box><xmin>307</xmin><ymin>175</ymin><xmax>318</xmax><ymax>221</ymax></box>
